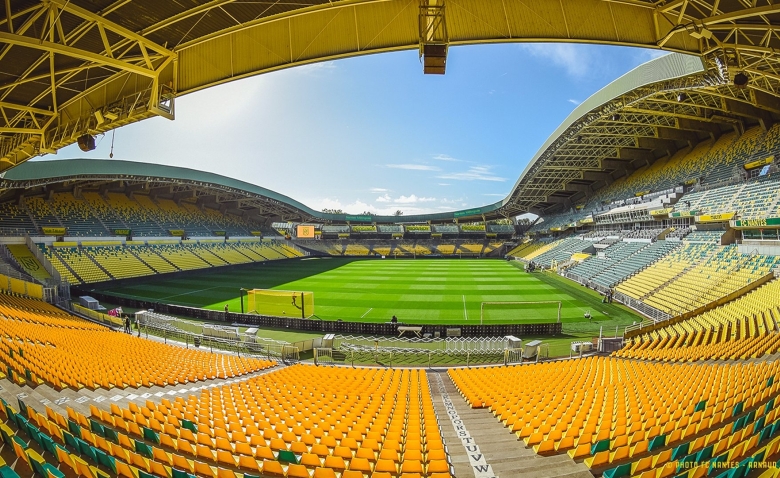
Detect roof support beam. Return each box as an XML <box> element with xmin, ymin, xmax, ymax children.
<box><xmin>601</xmin><ymin>157</ymin><xmax>634</xmax><ymax>173</ymax></box>
<box><xmin>723</xmin><ymin>98</ymin><xmax>774</xmax><ymax>130</ymax></box>
<box><xmin>638</xmin><ymin>137</ymin><xmax>678</xmax><ymax>156</ymax></box>
<box><xmin>677</xmin><ymin>117</ymin><xmax>722</xmax><ymax>135</ymax></box>
<box><xmin>752</xmin><ymin>89</ymin><xmax>780</xmax><ymax>115</ymax></box>
<box><xmin>0</xmin><ymin>32</ymin><xmax>158</xmax><ymax>78</ymax></box>
<box><xmin>617</xmin><ymin>147</ymin><xmax>654</xmax><ymax>164</ymax></box>
<box><xmin>657</xmin><ymin>126</ymin><xmax>700</xmax><ymax>143</ymax></box>
<box><xmin>563</xmin><ymin>183</ymin><xmax>592</xmax><ymax>193</ymax></box>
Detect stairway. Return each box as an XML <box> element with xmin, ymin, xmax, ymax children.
<box><xmin>428</xmin><ymin>371</ymin><xmax>593</xmax><ymax>478</ymax></box>
<box><xmin>50</xmin><ymin>248</ymin><xmax>83</xmax><ymax>283</ymax></box>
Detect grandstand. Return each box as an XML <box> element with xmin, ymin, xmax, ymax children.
<box><xmin>450</xmin><ymin>357</ymin><xmax>780</xmax><ymax>477</ymax></box>
<box><xmin>3</xmin><ymin>4</ymin><xmax>780</xmax><ymax>477</ymax></box>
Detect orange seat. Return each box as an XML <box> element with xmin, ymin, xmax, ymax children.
<box><xmin>262</xmin><ymin>459</ymin><xmax>286</xmax><ymax>478</ymax></box>
<box><xmin>313</xmin><ymin>468</ymin><xmax>337</xmax><ymax>478</ymax></box>
<box><xmin>288</xmin><ymin>464</ymin><xmax>311</xmax><ymax>478</ymax></box>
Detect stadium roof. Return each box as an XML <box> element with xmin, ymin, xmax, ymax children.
<box><xmin>3</xmin><ymin>1</ymin><xmax>780</xmax><ymax>217</ymax></box>
<box><xmin>0</xmin><ymin>158</ymin><xmax>503</xmax><ymax>224</ymax></box>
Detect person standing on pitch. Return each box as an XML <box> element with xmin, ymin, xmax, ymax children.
<box><xmin>124</xmin><ymin>315</ymin><xmax>131</xmax><ymax>334</ymax></box>
<box><xmin>224</xmin><ymin>304</ymin><xmax>229</xmax><ymax>322</ymax></box>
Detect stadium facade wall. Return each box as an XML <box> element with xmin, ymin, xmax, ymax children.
<box><xmin>74</xmin><ymin>287</ymin><xmax>562</xmax><ymax>338</ymax></box>
<box><xmin>739</xmin><ymin>243</ymin><xmax>780</xmax><ymax>256</ymax></box>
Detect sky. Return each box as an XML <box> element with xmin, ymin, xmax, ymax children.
<box><xmin>41</xmin><ymin>43</ymin><xmax>667</xmax><ymax>216</ymax></box>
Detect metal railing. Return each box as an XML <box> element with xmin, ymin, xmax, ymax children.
<box><xmin>613</xmin><ymin>291</ymin><xmax>671</xmax><ymax>322</ymax></box>
<box><xmin>135</xmin><ymin>311</ymin><xmax>300</xmax><ymax>363</ymax></box>
<box><xmin>331</xmin><ymin>335</ymin><xmax>545</xmax><ymax>367</ymax></box>
<box><xmin>314</xmin><ymin>348</ymin><xmax>334</xmax><ymax>365</ymax></box>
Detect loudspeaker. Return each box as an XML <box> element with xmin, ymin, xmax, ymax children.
<box><xmin>733</xmin><ymin>72</ymin><xmax>749</xmax><ymax>87</ymax></box>
<box><xmin>77</xmin><ymin>134</ymin><xmax>96</xmax><ymax>152</ymax></box>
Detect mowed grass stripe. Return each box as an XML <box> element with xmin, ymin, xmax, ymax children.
<box><xmin>91</xmin><ymin>258</ymin><xmax>637</xmax><ymax>325</ymax></box>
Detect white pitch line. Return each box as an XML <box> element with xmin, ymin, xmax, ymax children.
<box><xmin>462</xmin><ymin>295</ymin><xmax>468</xmax><ymax>321</ymax></box>
<box><xmin>361</xmin><ymin>308</ymin><xmax>373</xmax><ymax>319</ymax></box>
<box><xmin>159</xmin><ymin>285</ymin><xmax>222</xmax><ymax>301</ymax></box>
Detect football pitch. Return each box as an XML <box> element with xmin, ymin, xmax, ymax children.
<box><xmin>90</xmin><ymin>258</ymin><xmax>639</xmax><ymax>325</ymax></box>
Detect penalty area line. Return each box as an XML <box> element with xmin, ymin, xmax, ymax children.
<box><xmin>361</xmin><ymin>308</ymin><xmax>373</xmax><ymax>319</ymax></box>
<box><xmin>462</xmin><ymin>295</ymin><xmax>468</xmax><ymax>321</ymax></box>
<box><xmin>159</xmin><ymin>285</ymin><xmax>223</xmax><ymax>301</ymax></box>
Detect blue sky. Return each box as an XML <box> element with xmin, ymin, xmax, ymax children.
<box><xmin>42</xmin><ymin>43</ymin><xmax>666</xmax><ymax>216</ymax></box>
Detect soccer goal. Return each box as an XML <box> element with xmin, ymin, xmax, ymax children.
<box><xmin>246</xmin><ymin>289</ymin><xmax>314</xmax><ymax>318</ymax></box>
<box><xmin>480</xmin><ymin>301</ymin><xmax>562</xmax><ymax>325</ymax></box>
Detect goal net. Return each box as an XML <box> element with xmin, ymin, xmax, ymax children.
<box><xmin>480</xmin><ymin>301</ymin><xmax>562</xmax><ymax>324</ymax></box>
<box><xmin>246</xmin><ymin>289</ymin><xmax>314</xmax><ymax>318</ymax></box>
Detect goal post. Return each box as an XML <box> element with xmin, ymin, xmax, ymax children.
<box><xmin>246</xmin><ymin>289</ymin><xmax>314</xmax><ymax>318</ymax></box>
<box><xmin>480</xmin><ymin>301</ymin><xmax>562</xmax><ymax>325</ymax></box>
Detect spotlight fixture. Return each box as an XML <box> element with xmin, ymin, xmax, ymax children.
<box><xmin>733</xmin><ymin>72</ymin><xmax>749</xmax><ymax>87</ymax></box>
<box><xmin>77</xmin><ymin>134</ymin><xmax>96</xmax><ymax>152</ymax></box>
<box><xmin>677</xmin><ymin>92</ymin><xmax>688</xmax><ymax>102</ymax></box>
<box><xmin>610</xmin><ymin>113</ymin><xmax>620</xmax><ymax>121</ymax></box>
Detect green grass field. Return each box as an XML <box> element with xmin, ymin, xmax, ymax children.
<box><xmin>89</xmin><ymin>258</ymin><xmax>640</xmax><ymax>326</ymax></box>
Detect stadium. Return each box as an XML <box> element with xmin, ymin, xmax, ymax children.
<box><xmin>1</xmin><ymin>1</ymin><xmax>780</xmax><ymax>478</ymax></box>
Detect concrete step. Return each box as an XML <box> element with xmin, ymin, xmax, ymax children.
<box><xmin>429</xmin><ymin>370</ymin><xmax>593</xmax><ymax>478</ymax></box>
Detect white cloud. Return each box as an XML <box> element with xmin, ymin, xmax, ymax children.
<box><xmin>437</xmin><ymin>165</ymin><xmax>507</xmax><ymax>182</ymax></box>
<box><xmin>370</xmin><ymin>187</ymin><xmax>389</xmax><ymax>193</ymax></box>
<box><xmin>520</xmin><ymin>43</ymin><xmax>589</xmax><ymax>78</ymax></box>
<box><xmin>483</xmin><ymin>193</ymin><xmax>507</xmax><ymax>197</ymax></box>
<box><xmin>309</xmin><ymin>195</ymin><xmax>475</xmax><ymax>216</ymax></box>
<box><xmin>386</xmin><ymin>164</ymin><xmax>441</xmax><ymax>171</ymax></box>
<box><xmin>438</xmin><ymin>183</ymin><xmax>451</xmax><ymax>186</ymax></box>
<box><xmin>634</xmin><ymin>49</ymin><xmax>669</xmax><ymax>64</ymax></box>
<box><xmin>433</xmin><ymin>154</ymin><xmax>460</xmax><ymax>162</ymax></box>
<box><xmin>295</xmin><ymin>61</ymin><xmax>337</xmax><ymax>75</ymax></box>
<box><xmin>395</xmin><ymin>194</ymin><xmax>436</xmax><ymax>204</ymax></box>
<box><xmin>568</xmin><ymin>99</ymin><xmax>581</xmax><ymax>105</ymax></box>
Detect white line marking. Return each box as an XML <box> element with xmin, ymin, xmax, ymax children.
<box><xmin>433</xmin><ymin>374</ymin><xmax>497</xmax><ymax>478</ymax></box>
<box><xmin>463</xmin><ymin>295</ymin><xmax>468</xmax><ymax>321</ymax></box>
<box><xmin>361</xmin><ymin>308</ymin><xmax>373</xmax><ymax>319</ymax></box>
<box><xmin>159</xmin><ymin>285</ymin><xmax>222</xmax><ymax>301</ymax></box>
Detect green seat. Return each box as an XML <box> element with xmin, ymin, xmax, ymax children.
<box><xmin>25</xmin><ymin>449</ymin><xmax>47</xmax><ymax>477</ymax></box>
<box><xmin>135</xmin><ymin>440</ymin><xmax>154</xmax><ymax>459</ymax></box>
<box><xmin>0</xmin><ymin>466</ymin><xmax>20</xmax><ymax>478</ymax></box>
<box><xmin>103</xmin><ymin>427</ymin><xmax>118</xmax><ymax>444</ymax></box>
<box><xmin>0</xmin><ymin>424</ymin><xmax>15</xmax><ymax>446</ymax></box>
<box><xmin>181</xmin><ymin>420</ymin><xmax>197</xmax><ymax>433</ymax></box>
<box><xmin>648</xmin><ymin>435</ymin><xmax>666</xmax><ymax>452</ymax></box>
<box><xmin>90</xmin><ymin>420</ymin><xmax>105</xmax><ymax>437</ymax></box>
<box><xmin>142</xmin><ymin>427</ymin><xmax>160</xmax><ymax>445</ymax></box>
<box><xmin>602</xmin><ymin>463</ymin><xmax>631</xmax><ymax>478</ymax></box>
<box><xmin>12</xmin><ymin>435</ymin><xmax>27</xmax><ymax>450</ymax></box>
<box><xmin>16</xmin><ymin>398</ymin><xmax>27</xmax><ymax>417</ymax></box>
<box><xmin>42</xmin><ymin>463</ymin><xmax>64</xmax><ymax>478</ymax></box>
<box><xmin>753</xmin><ymin>416</ymin><xmax>766</xmax><ymax>435</ymax></box>
<box><xmin>62</xmin><ymin>431</ymin><xmax>79</xmax><ymax>451</ymax></box>
<box><xmin>696</xmin><ymin>444</ymin><xmax>714</xmax><ymax>463</ymax></box>
<box><xmin>171</xmin><ymin>469</ymin><xmax>193</xmax><ymax>478</ymax></box>
<box><xmin>95</xmin><ymin>449</ymin><xmax>117</xmax><ymax>474</ymax></box>
<box><xmin>277</xmin><ymin>450</ymin><xmax>298</xmax><ymax>464</ymax></box>
<box><xmin>67</xmin><ymin>420</ymin><xmax>81</xmax><ymax>439</ymax></box>
<box><xmin>590</xmin><ymin>439</ymin><xmax>610</xmax><ymax>455</ymax></box>
<box><xmin>708</xmin><ymin>454</ymin><xmax>728</xmax><ymax>476</ymax></box>
<box><xmin>671</xmin><ymin>442</ymin><xmax>690</xmax><ymax>461</ymax></box>
<box><xmin>40</xmin><ymin>434</ymin><xmax>57</xmax><ymax>457</ymax></box>
<box><xmin>76</xmin><ymin>438</ymin><xmax>98</xmax><ymax>463</ymax></box>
